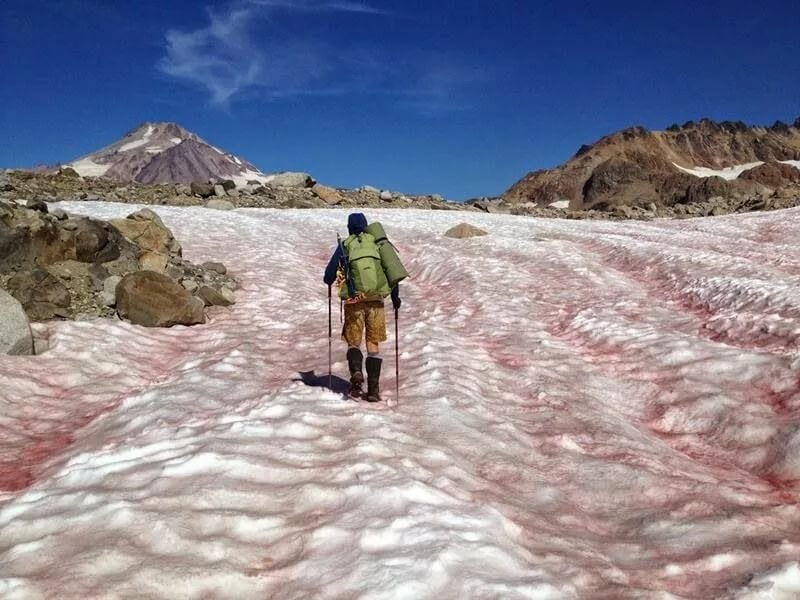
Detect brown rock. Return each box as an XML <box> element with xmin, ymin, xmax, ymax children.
<box><xmin>139</xmin><ymin>252</ymin><xmax>169</xmax><ymax>273</ymax></box>
<box><xmin>110</xmin><ymin>209</ymin><xmax>174</xmax><ymax>257</ymax></box>
<box><xmin>312</xmin><ymin>183</ymin><xmax>342</xmax><ymax>205</ymax></box>
<box><xmin>7</xmin><ymin>268</ymin><xmax>71</xmax><ymax>321</ymax></box>
<box><xmin>445</xmin><ymin>223</ymin><xmax>488</xmax><ymax>238</ymax></box>
<box><xmin>116</xmin><ymin>271</ymin><xmax>205</xmax><ymax>327</ymax></box>
<box><xmin>197</xmin><ymin>285</ymin><xmax>235</xmax><ymax>307</ymax></box>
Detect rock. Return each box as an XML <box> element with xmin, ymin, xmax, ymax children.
<box><xmin>0</xmin><ymin>288</ymin><xmax>33</xmax><ymax>354</ymax></box>
<box><xmin>175</xmin><ymin>184</ymin><xmax>192</xmax><ymax>196</ymax></box>
<box><xmin>190</xmin><ymin>181</ymin><xmax>215</xmax><ymax>198</ymax></box>
<box><xmin>7</xmin><ymin>268</ymin><xmax>71</xmax><ymax>321</ymax></box>
<box><xmin>202</xmin><ymin>261</ymin><xmax>227</xmax><ymax>275</ymax></box>
<box><xmin>379</xmin><ymin>190</ymin><xmax>393</xmax><ymax>201</ymax></box>
<box><xmin>220</xmin><ymin>179</ymin><xmax>236</xmax><ymax>191</ymax></box>
<box><xmin>285</xmin><ymin>196</ymin><xmax>318</xmax><ymax>209</ymax></box>
<box><xmin>430</xmin><ymin>194</ymin><xmax>445</xmax><ymax>202</ymax></box>
<box><xmin>110</xmin><ymin>209</ymin><xmax>174</xmax><ymax>257</ymax></box>
<box><xmin>214</xmin><ymin>184</ymin><xmax>226</xmax><ymax>197</ymax></box>
<box><xmin>270</xmin><ymin>172</ymin><xmax>314</xmax><ymax>188</ymax></box>
<box><xmin>685</xmin><ymin>176</ymin><xmax>731</xmax><ymax>204</ymax></box>
<box><xmin>0</xmin><ymin>174</ymin><xmax>14</xmax><ymax>192</ymax></box>
<box><xmin>58</xmin><ymin>167</ymin><xmax>81</xmax><ymax>178</ymax></box>
<box><xmin>205</xmin><ymin>199</ymin><xmax>235</xmax><ymax>210</ymax></box>
<box><xmin>312</xmin><ymin>183</ymin><xmax>342</xmax><ymax>205</ymax></box>
<box><xmin>116</xmin><ymin>271</ymin><xmax>205</xmax><ymax>327</ymax></box>
<box><xmin>139</xmin><ymin>251</ymin><xmax>168</xmax><ymax>273</ymax></box>
<box><xmin>75</xmin><ymin>218</ymin><xmax>122</xmax><ymax>263</ymax></box>
<box><xmin>51</xmin><ymin>208</ymin><xmax>69</xmax><ymax>220</ymax></box>
<box><xmin>33</xmin><ymin>337</ymin><xmax>49</xmax><ymax>355</ymax></box>
<box><xmin>197</xmin><ymin>285</ymin><xmax>235</xmax><ymax>307</ymax></box>
<box><xmin>361</xmin><ymin>185</ymin><xmax>380</xmax><ymax>193</ymax></box>
<box><xmin>445</xmin><ymin>223</ymin><xmax>489</xmax><ymax>238</ymax></box>
<box><xmin>26</xmin><ymin>199</ymin><xmax>48</xmax><ymax>213</ymax></box>
<box><xmin>101</xmin><ymin>275</ymin><xmax>122</xmax><ymax>307</ymax></box>
<box><xmin>182</xmin><ymin>279</ymin><xmax>199</xmax><ymax>293</ymax></box>
<box><xmin>166</xmin><ymin>264</ymin><xmax>184</xmax><ymax>280</ymax></box>
<box><xmin>226</xmin><ymin>189</ymin><xmax>240</xmax><ymax>198</ymax></box>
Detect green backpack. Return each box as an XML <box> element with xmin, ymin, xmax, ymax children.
<box><xmin>341</xmin><ymin>232</ymin><xmax>391</xmax><ymax>300</ymax></box>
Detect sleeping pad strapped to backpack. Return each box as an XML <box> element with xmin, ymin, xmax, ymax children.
<box><xmin>364</xmin><ymin>222</ymin><xmax>408</xmax><ymax>288</ymax></box>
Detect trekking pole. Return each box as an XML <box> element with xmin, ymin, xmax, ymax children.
<box><xmin>394</xmin><ymin>307</ymin><xmax>400</xmax><ymax>403</ymax></box>
<box><xmin>328</xmin><ymin>284</ymin><xmax>332</xmax><ymax>390</ymax></box>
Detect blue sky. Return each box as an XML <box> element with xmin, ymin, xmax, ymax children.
<box><xmin>1</xmin><ymin>0</ymin><xmax>798</xmax><ymax>199</ymax></box>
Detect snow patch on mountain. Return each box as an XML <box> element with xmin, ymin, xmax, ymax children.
<box><xmin>673</xmin><ymin>161</ymin><xmax>764</xmax><ymax>180</ymax></box>
<box><xmin>70</xmin><ymin>157</ymin><xmax>112</xmax><ymax>177</ymax></box>
<box><xmin>780</xmin><ymin>159</ymin><xmax>800</xmax><ymax>170</ymax></box>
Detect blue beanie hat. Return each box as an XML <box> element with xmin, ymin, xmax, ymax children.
<box><xmin>347</xmin><ymin>213</ymin><xmax>368</xmax><ymax>235</ymax></box>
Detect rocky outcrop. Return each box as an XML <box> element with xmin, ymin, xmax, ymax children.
<box><xmin>116</xmin><ymin>271</ymin><xmax>205</xmax><ymax>327</ymax></box>
<box><xmin>504</xmin><ymin>118</ymin><xmax>800</xmax><ymax>210</ymax></box>
<box><xmin>0</xmin><ymin>200</ymin><xmax>237</xmax><ymax>324</ymax></box>
<box><xmin>0</xmin><ymin>288</ymin><xmax>33</xmax><ymax>355</ymax></box>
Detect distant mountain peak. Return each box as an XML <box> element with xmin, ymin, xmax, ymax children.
<box><xmin>69</xmin><ymin>123</ymin><xmax>272</xmax><ymax>186</ymax></box>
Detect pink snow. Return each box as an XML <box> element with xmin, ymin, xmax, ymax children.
<box><xmin>0</xmin><ymin>203</ymin><xmax>799</xmax><ymax>599</ymax></box>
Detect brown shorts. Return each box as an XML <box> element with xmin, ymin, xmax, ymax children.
<box><xmin>342</xmin><ymin>300</ymin><xmax>387</xmax><ymax>347</ymax></box>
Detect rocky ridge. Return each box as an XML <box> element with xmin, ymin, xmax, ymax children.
<box><xmin>504</xmin><ymin>118</ymin><xmax>800</xmax><ymax>211</ymax></box>
<box><xmin>3</xmin><ymin>167</ymin><xmax>800</xmax><ymax>223</ymax></box>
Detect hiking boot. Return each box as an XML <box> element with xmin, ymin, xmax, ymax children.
<box><xmin>365</xmin><ymin>356</ymin><xmax>382</xmax><ymax>402</ymax></box>
<box><xmin>346</xmin><ymin>347</ymin><xmax>364</xmax><ymax>398</ymax></box>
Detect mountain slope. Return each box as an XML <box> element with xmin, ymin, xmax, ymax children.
<box><xmin>69</xmin><ymin>122</ymin><xmax>272</xmax><ymax>186</ymax></box>
<box><xmin>504</xmin><ymin>118</ymin><xmax>800</xmax><ymax>210</ymax></box>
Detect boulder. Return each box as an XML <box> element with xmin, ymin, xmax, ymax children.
<box><xmin>190</xmin><ymin>182</ymin><xmax>215</xmax><ymax>198</ymax></box>
<box><xmin>213</xmin><ymin>184</ymin><xmax>226</xmax><ymax>197</ymax></box>
<box><xmin>26</xmin><ymin>199</ymin><xmax>48</xmax><ymax>213</ymax></box>
<box><xmin>75</xmin><ymin>218</ymin><xmax>122</xmax><ymax>262</ymax></box>
<box><xmin>220</xmin><ymin>179</ymin><xmax>236</xmax><ymax>191</ymax></box>
<box><xmin>379</xmin><ymin>190</ymin><xmax>393</xmax><ymax>201</ymax></box>
<box><xmin>139</xmin><ymin>252</ymin><xmax>168</xmax><ymax>273</ymax></box>
<box><xmin>312</xmin><ymin>183</ymin><xmax>342</xmax><ymax>205</ymax></box>
<box><xmin>7</xmin><ymin>268</ymin><xmax>71</xmax><ymax>320</ymax></box>
<box><xmin>0</xmin><ymin>288</ymin><xmax>33</xmax><ymax>355</ymax></box>
<box><xmin>197</xmin><ymin>285</ymin><xmax>235</xmax><ymax>307</ymax></box>
<box><xmin>110</xmin><ymin>209</ymin><xmax>174</xmax><ymax>257</ymax></box>
<box><xmin>202</xmin><ymin>261</ymin><xmax>227</xmax><ymax>275</ymax></box>
<box><xmin>445</xmin><ymin>223</ymin><xmax>489</xmax><ymax>238</ymax></box>
<box><xmin>116</xmin><ymin>271</ymin><xmax>205</xmax><ymax>327</ymax></box>
<box><xmin>101</xmin><ymin>275</ymin><xmax>122</xmax><ymax>307</ymax></box>
<box><xmin>205</xmin><ymin>199</ymin><xmax>235</xmax><ymax>210</ymax></box>
<box><xmin>270</xmin><ymin>172</ymin><xmax>314</xmax><ymax>188</ymax></box>
<box><xmin>361</xmin><ymin>185</ymin><xmax>380</xmax><ymax>193</ymax></box>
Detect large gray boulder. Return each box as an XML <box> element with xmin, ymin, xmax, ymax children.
<box><xmin>269</xmin><ymin>172</ymin><xmax>314</xmax><ymax>188</ymax></box>
<box><xmin>0</xmin><ymin>288</ymin><xmax>33</xmax><ymax>355</ymax></box>
<box><xmin>116</xmin><ymin>271</ymin><xmax>205</xmax><ymax>327</ymax></box>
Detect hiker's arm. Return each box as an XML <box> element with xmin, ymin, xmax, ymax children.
<box><xmin>323</xmin><ymin>247</ymin><xmax>343</xmax><ymax>285</ymax></box>
<box><xmin>391</xmin><ymin>284</ymin><xmax>401</xmax><ymax>310</ymax></box>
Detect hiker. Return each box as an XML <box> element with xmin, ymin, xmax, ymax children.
<box><xmin>323</xmin><ymin>213</ymin><xmax>402</xmax><ymax>402</ymax></box>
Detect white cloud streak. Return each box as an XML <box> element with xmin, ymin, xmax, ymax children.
<box><xmin>158</xmin><ymin>1</ymin><xmax>481</xmax><ymax>113</ymax></box>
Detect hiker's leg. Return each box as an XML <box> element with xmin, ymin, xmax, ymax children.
<box><xmin>342</xmin><ymin>303</ymin><xmax>365</xmax><ymax>397</ymax></box>
<box><xmin>364</xmin><ymin>302</ymin><xmax>387</xmax><ymax>402</ymax></box>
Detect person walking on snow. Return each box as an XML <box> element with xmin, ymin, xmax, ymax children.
<box><xmin>323</xmin><ymin>213</ymin><xmax>402</xmax><ymax>402</ymax></box>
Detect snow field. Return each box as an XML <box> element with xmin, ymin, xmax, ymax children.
<box><xmin>0</xmin><ymin>203</ymin><xmax>799</xmax><ymax>599</ymax></box>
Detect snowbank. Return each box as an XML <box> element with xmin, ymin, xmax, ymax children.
<box><xmin>1</xmin><ymin>203</ymin><xmax>798</xmax><ymax>599</ymax></box>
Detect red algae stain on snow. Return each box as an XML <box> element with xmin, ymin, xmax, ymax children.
<box><xmin>0</xmin><ymin>400</ymin><xmax>121</xmax><ymax>493</ymax></box>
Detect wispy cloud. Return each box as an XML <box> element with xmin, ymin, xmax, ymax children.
<box><xmin>158</xmin><ymin>1</ymin><xmax>481</xmax><ymax>113</ymax></box>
